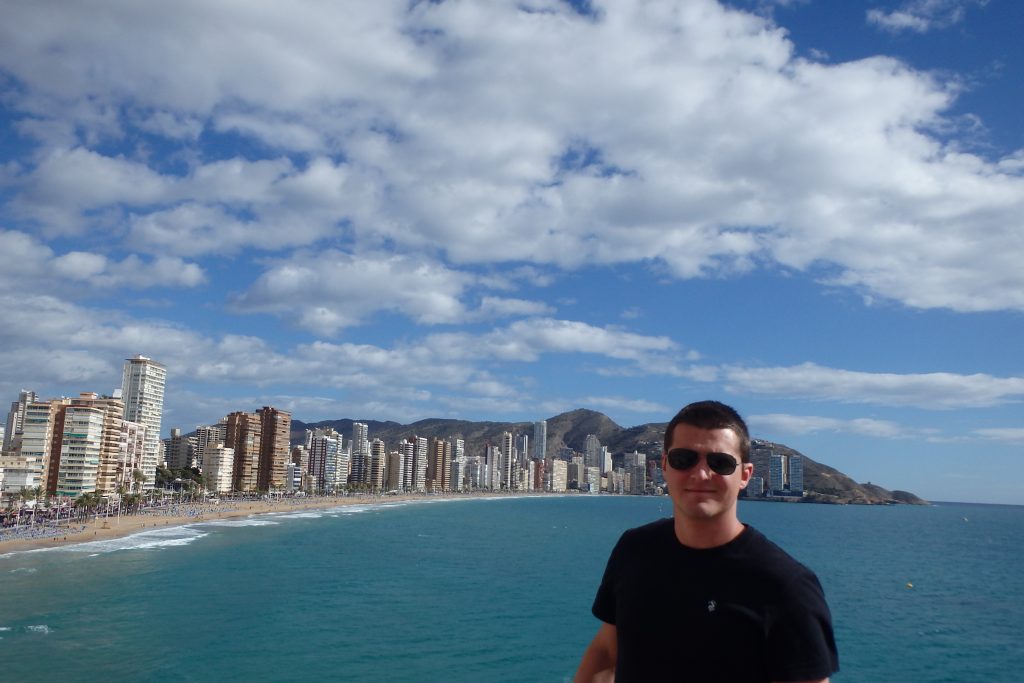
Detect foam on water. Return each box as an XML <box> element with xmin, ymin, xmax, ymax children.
<box><xmin>56</xmin><ymin>525</ymin><xmax>209</xmax><ymax>555</ymax></box>
<box><xmin>262</xmin><ymin>511</ymin><xmax>325</xmax><ymax>519</ymax></box>
<box><xmin>193</xmin><ymin>518</ymin><xmax>279</xmax><ymax>528</ymax></box>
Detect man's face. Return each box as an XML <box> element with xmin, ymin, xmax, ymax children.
<box><xmin>661</xmin><ymin>423</ymin><xmax>752</xmax><ymax>523</ymax></box>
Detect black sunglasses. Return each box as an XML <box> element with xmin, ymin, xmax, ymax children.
<box><xmin>666</xmin><ymin>448</ymin><xmax>741</xmax><ymax>476</ymax></box>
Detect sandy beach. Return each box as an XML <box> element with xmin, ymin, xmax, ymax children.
<box><xmin>0</xmin><ymin>492</ymin><xmax>482</xmax><ymax>555</ymax></box>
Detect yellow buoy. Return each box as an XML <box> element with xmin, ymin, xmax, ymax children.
<box><xmin>905</xmin><ymin>582</ymin><xmax>914</xmax><ymax>589</ymax></box>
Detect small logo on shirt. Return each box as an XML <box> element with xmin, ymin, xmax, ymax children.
<box><xmin>707</xmin><ymin>600</ymin><xmax>717</xmax><ymax>613</ymax></box>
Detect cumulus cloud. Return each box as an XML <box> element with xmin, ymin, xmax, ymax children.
<box><xmin>0</xmin><ymin>0</ymin><xmax>1020</xmax><ymax>315</ymax></box>
<box><xmin>723</xmin><ymin>362</ymin><xmax>1024</xmax><ymax>409</ymax></box>
<box><xmin>867</xmin><ymin>0</ymin><xmax>987</xmax><ymax>34</ymax></box>
<box><xmin>748</xmin><ymin>413</ymin><xmax>909</xmax><ymax>438</ymax></box>
<box><xmin>230</xmin><ymin>251</ymin><xmax>533</xmax><ymax>334</ymax></box>
<box><xmin>581</xmin><ymin>396</ymin><xmax>671</xmax><ymax>415</ymax></box>
<box><xmin>0</xmin><ymin>230</ymin><xmax>205</xmax><ymax>291</ymax></box>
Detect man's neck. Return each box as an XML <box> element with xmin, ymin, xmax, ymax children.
<box><xmin>673</xmin><ymin>515</ymin><xmax>746</xmax><ymax>549</ymax></box>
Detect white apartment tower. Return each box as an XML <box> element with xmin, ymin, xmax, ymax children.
<box><xmin>413</xmin><ymin>436</ymin><xmax>428</xmax><ymax>492</ymax></box>
<box><xmin>202</xmin><ymin>443</ymin><xmax>235</xmax><ymax>495</ymax></box>
<box><xmin>3</xmin><ymin>389</ymin><xmax>37</xmax><ymax>453</ymax></box>
<box><xmin>121</xmin><ymin>355</ymin><xmax>166</xmax><ymax>490</ymax></box>
<box><xmin>350</xmin><ymin>422</ymin><xmax>369</xmax><ymax>485</ymax></box>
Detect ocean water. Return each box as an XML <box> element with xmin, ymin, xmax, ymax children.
<box><xmin>0</xmin><ymin>496</ymin><xmax>1021</xmax><ymax>682</ymax></box>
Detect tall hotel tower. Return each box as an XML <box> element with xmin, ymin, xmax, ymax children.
<box><xmin>121</xmin><ymin>355</ymin><xmax>166</xmax><ymax>490</ymax></box>
<box><xmin>533</xmin><ymin>420</ymin><xmax>547</xmax><ymax>461</ymax></box>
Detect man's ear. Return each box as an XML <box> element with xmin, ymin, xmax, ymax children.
<box><xmin>738</xmin><ymin>462</ymin><xmax>753</xmax><ymax>489</ymax></box>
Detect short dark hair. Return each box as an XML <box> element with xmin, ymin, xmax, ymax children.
<box><xmin>663</xmin><ymin>400</ymin><xmax>751</xmax><ymax>462</ymax></box>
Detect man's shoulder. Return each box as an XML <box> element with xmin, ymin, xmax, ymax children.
<box><xmin>622</xmin><ymin>516</ymin><xmax>674</xmax><ymax>540</ymax></box>
<box><xmin>613</xmin><ymin>516</ymin><xmax>674</xmax><ymax>552</ymax></box>
<box><xmin>738</xmin><ymin>526</ymin><xmax>822</xmax><ymax>585</ymax></box>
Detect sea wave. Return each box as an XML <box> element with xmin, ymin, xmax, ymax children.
<box><xmin>192</xmin><ymin>518</ymin><xmax>279</xmax><ymax>528</ymax></box>
<box><xmin>60</xmin><ymin>525</ymin><xmax>210</xmax><ymax>554</ymax></box>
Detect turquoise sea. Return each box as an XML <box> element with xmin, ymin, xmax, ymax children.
<box><xmin>1</xmin><ymin>496</ymin><xmax>1021</xmax><ymax>682</ymax></box>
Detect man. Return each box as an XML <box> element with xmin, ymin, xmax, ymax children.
<box><xmin>574</xmin><ymin>400</ymin><xmax>838</xmax><ymax>683</ymax></box>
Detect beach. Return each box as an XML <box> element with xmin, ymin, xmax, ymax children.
<box><xmin>0</xmin><ymin>492</ymin><xmax>473</xmax><ymax>555</ymax></box>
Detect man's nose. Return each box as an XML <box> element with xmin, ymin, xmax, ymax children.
<box><xmin>692</xmin><ymin>458</ymin><xmax>713</xmax><ymax>479</ymax></box>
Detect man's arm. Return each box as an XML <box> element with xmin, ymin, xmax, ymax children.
<box><xmin>574</xmin><ymin>622</ymin><xmax>617</xmax><ymax>683</ymax></box>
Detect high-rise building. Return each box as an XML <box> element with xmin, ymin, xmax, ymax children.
<box><xmin>788</xmin><ymin>454</ymin><xmax>804</xmax><ymax>494</ymax></box>
<box><xmin>350</xmin><ymin>423</ymin><xmax>369</xmax><ymax>485</ymax></box>
<box><xmin>225</xmin><ymin>411</ymin><xmax>262</xmax><ymax>493</ymax></box>
<box><xmin>202</xmin><ymin>443</ymin><xmax>234</xmax><ymax>495</ymax></box>
<box><xmin>55</xmin><ymin>404</ymin><xmax>105</xmax><ymax>498</ymax></box>
<box><xmin>119</xmin><ymin>420</ymin><xmax>146</xmax><ymax>494</ymax></box>
<box><xmin>163</xmin><ymin>427</ymin><xmax>198</xmax><ymax>470</ymax></box>
<box><xmin>464</xmin><ymin>455</ymin><xmax>485</xmax><ymax>490</ymax></box>
<box><xmin>386</xmin><ymin>449</ymin><xmax>404</xmax><ymax>492</ymax></box>
<box><xmin>195</xmin><ymin>422</ymin><xmax>227</xmax><ymax>470</ymax></box>
<box><xmin>750</xmin><ymin>440</ymin><xmax>773</xmax><ymax>486</ymax></box>
<box><xmin>584</xmin><ymin>434</ymin><xmax>602</xmax><ymax>470</ymax></box>
<box><xmin>70</xmin><ymin>392</ymin><xmax>136</xmax><ymax>496</ymax></box>
<box><xmin>308</xmin><ymin>429</ymin><xmax>340</xmax><ymax>493</ymax></box>
<box><xmin>501</xmin><ymin>431</ymin><xmax>514</xmax><ymax>489</ymax></box>
<box><xmin>533</xmin><ymin>420</ymin><xmax>547</xmax><ymax>461</ymax></box>
<box><xmin>3</xmin><ymin>389</ymin><xmax>36</xmax><ymax>453</ymax></box>
<box><xmin>257</xmin><ymin>406</ymin><xmax>291</xmax><ymax>492</ymax></box>
<box><xmin>531</xmin><ymin>458</ymin><xmax>545</xmax><ymax>491</ymax></box>
<box><xmin>549</xmin><ymin>459</ymin><xmax>568</xmax><ymax>492</ymax></box>
<box><xmin>516</xmin><ymin>433</ymin><xmax>529</xmax><ymax>467</ymax></box>
<box><xmin>21</xmin><ymin>398</ymin><xmax>71</xmax><ymax>495</ymax></box>
<box><xmin>400</xmin><ymin>438</ymin><xmax>416</xmax><ymax>491</ymax></box>
<box><xmin>428</xmin><ymin>438</ymin><xmax>452</xmax><ymax>492</ymax></box>
<box><xmin>120</xmin><ymin>355</ymin><xmax>166</xmax><ymax>490</ymax></box>
<box><xmin>369</xmin><ymin>438</ymin><xmax>387</xmax><ymax>491</ymax></box>
<box><xmin>452</xmin><ymin>438</ymin><xmax>466</xmax><ymax>491</ymax></box>
<box><xmin>769</xmin><ymin>454</ymin><xmax>787</xmax><ymax>493</ymax></box>
<box><xmin>625</xmin><ymin>451</ymin><xmax>647</xmax><ymax>495</ymax></box>
<box><xmin>412</xmin><ymin>436</ymin><xmax>428</xmax><ymax>492</ymax></box>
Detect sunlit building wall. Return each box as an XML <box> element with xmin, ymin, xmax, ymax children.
<box><xmin>120</xmin><ymin>355</ymin><xmax>166</xmax><ymax>491</ymax></box>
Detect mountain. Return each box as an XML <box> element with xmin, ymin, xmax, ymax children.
<box><xmin>291</xmin><ymin>409</ymin><xmax>927</xmax><ymax>505</ymax></box>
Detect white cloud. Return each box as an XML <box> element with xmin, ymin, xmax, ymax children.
<box><xmin>479</xmin><ymin>318</ymin><xmax>678</xmax><ymax>364</ymax></box>
<box><xmin>0</xmin><ymin>230</ymin><xmax>205</xmax><ymax>291</ymax></box>
<box><xmin>724</xmin><ymin>362</ymin><xmax>1024</xmax><ymax>409</ymax></box>
<box><xmin>867</xmin><ymin>0</ymin><xmax>987</xmax><ymax>34</ymax></box>
<box><xmin>581</xmin><ymin>396</ymin><xmax>671</xmax><ymax>415</ymax></box>
<box><xmin>230</xmin><ymin>251</ymin><xmax>473</xmax><ymax>334</ymax></box>
<box><xmin>973</xmin><ymin>428</ymin><xmax>1024</xmax><ymax>444</ymax></box>
<box><xmin>1</xmin><ymin>0</ymin><xmax>1020</xmax><ymax>314</ymax></box>
<box><xmin>748</xmin><ymin>413</ymin><xmax>909</xmax><ymax>438</ymax></box>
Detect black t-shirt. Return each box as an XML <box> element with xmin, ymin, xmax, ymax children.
<box><xmin>592</xmin><ymin>519</ymin><xmax>839</xmax><ymax>682</ymax></box>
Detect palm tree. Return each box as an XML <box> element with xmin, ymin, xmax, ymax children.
<box><xmin>30</xmin><ymin>486</ymin><xmax>44</xmax><ymax>526</ymax></box>
<box><xmin>74</xmin><ymin>491</ymin><xmax>102</xmax><ymax>523</ymax></box>
<box><xmin>132</xmin><ymin>468</ymin><xmax>145</xmax><ymax>493</ymax></box>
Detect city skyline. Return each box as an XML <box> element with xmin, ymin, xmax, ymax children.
<box><xmin>0</xmin><ymin>1</ymin><xmax>1022</xmax><ymax>505</ymax></box>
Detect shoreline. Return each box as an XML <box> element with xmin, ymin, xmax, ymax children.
<box><xmin>0</xmin><ymin>491</ymin><xmax>563</xmax><ymax>556</ymax></box>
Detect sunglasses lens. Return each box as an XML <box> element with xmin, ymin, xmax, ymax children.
<box><xmin>667</xmin><ymin>448</ymin><xmax>699</xmax><ymax>470</ymax></box>
<box><xmin>707</xmin><ymin>452</ymin><xmax>738</xmax><ymax>475</ymax></box>
<box><xmin>667</xmin><ymin>449</ymin><xmax>739</xmax><ymax>475</ymax></box>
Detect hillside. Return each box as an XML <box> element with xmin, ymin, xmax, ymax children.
<box><xmin>292</xmin><ymin>409</ymin><xmax>927</xmax><ymax>505</ymax></box>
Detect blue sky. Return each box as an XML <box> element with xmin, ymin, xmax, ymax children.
<box><xmin>0</xmin><ymin>0</ymin><xmax>1021</xmax><ymax>504</ymax></box>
